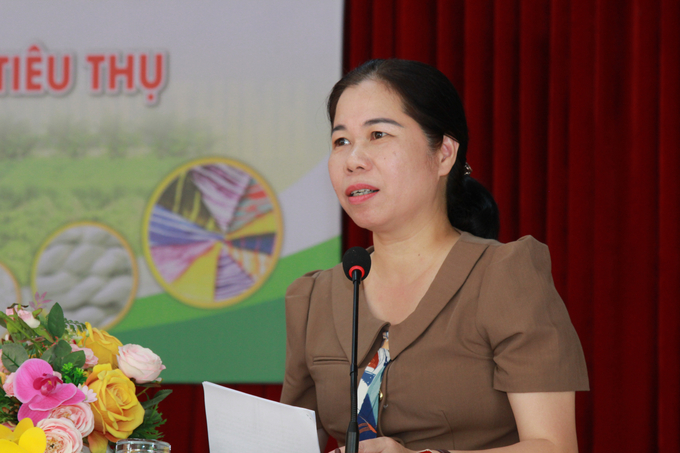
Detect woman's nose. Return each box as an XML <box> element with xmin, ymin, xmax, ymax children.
<box><xmin>345</xmin><ymin>145</ymin><xmax>370</xmax><ymax>173</ymax></box>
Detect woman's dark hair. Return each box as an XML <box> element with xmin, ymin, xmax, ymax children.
<box><xmin>327</xmin><ymin>58</ymin><xmax>499</xmax><ymax>240</ymax></box>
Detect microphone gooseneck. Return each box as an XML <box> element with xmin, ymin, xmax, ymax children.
<box><xmin>341</xmin><ymin>247</ymin><xmax>371</xmax><ymax>453</ymax></box>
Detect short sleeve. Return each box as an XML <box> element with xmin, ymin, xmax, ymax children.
<box><xmin>280</xmin><ymin>271</ymin><xmax>321</xmax><ymax>413</ymax></box>
<box><xmin>476</xmin><ymin>236</ymin><xmax>589</xmax><ymax>392</ymax></box>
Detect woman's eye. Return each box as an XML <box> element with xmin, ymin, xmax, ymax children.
<box><xmin>334</xmin><ymin>137</ymin><xmax>349</xmax><ymax>147</ymax></box>
<box><xmin>371</xmin><ymin>131</ymin><xmax>386</xmax><ymax>140</ymax></box>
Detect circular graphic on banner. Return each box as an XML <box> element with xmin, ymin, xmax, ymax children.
<box><xmin>32</xmin><ymin>222</ymin><xmax>138</xmax><ymax>329</ymax></box>
<box><xmin>142</xmin><ymin>157</ymin><xmax>283</xmax><ymax>308</ymax></box>
<box><xmin>0</xmin><ymin>261</ymin><xmax>21</xmax><ymax>308</ymax></box>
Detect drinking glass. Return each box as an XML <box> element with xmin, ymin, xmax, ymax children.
<box><xmin>115</xmin><ymin>439</ymin><xmax>171</xmax><ymax>453</ymax></box>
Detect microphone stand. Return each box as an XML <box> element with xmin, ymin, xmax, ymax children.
<box><xmin>345</xmin><ymin>269</ymin><xmax>361</xmax><ymax>453</ymax></box>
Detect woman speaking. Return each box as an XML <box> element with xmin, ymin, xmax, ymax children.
<box><xmin>281</xmin><ymin>59</ymin><xmax>588</xmax><ymax>453</ymax></box>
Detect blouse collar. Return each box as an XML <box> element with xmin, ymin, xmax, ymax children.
<box><xmin>331</xmin><ymin>231</ymin><xmax>492</xmax><ymax>364</ymax></box>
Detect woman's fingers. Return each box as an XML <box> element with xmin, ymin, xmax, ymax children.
<box><xmin>331</xmin><ymin>438</ymin><xmax>413</xmax><ymax>453</ymax></box>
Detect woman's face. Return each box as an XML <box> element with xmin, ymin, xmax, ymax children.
<box><xmin>328</xmin><ymin>80</ymin><xmax>456</xmax><ymax>234</ymax></box>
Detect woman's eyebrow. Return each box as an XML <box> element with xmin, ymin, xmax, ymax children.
<box><xmin>364</xmin><ymin>118</ymin><xmax>404</xmax><ymax>128</ymax></box>
<box><xmin>332</xmin><ymin>118</ymin><xmax>404</xmax><ymax>134</ymax></box>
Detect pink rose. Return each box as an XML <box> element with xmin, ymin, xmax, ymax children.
<box><xmin>50</xmin><ymin>402</ymin><xmax>95</xmax><ymax>437</ymax></box>
<box><xmin>70</xmin><ymin>343</ymin><xmax>99</xmax><ymax>368</ymax></box>
<box><xmin>37</xmin><ymin>417</ymin><xmax>83</xmax><ymax>453</ymax></box>
<box><xmin>5</xmin><ymin>307</ymin><xmax>40</xmax><ymax>328</ymax></box>
<box><xmin>3</xmin><ymin>372</ymin><xmax>16</xmax><ymax>397</ymax></box>
<box><xmin>117</xmin><ymin>344</ymin><xmax>166</xmax><ymax>383</ymax></box>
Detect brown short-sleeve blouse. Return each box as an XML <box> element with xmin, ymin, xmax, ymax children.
<box><xmin>281</xmin><ymin>233</ymin><xmax>589</xmax><ymax>451</ymax></box>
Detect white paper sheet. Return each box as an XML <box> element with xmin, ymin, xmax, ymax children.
<box><xmin>203</xmin><ymin>381</ymin><xmax>321</xmax><ymax>453</ymax></box>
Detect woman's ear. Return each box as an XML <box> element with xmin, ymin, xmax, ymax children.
<box><xmin>437</xmin><ymin>135</ymin><xmax>459</xmax><ymax>177</ymax></box>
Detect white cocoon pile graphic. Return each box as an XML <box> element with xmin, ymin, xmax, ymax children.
<box><xmin>34</xmin><ymin>224</ymin><xmax>137</xmax><ymax>328</ymax></box>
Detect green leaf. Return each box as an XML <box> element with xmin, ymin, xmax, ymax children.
<box><xmin>32</xmin><ymin>325</ymin><xmax>55</xmax><ymax>343</ymax></box>
<box><xmin>48</xmin><ymin>339</ymin><xmax>75</xmax><ymax>370</ymax></box>
<box><xmin>54</xmin><ymin>339</ymin><xmax>72</xmax><ymax>358</ymax></box>
<box><xmin>41</xmin><ymin>340</ymin><xmax>72</xmax><ymax>370</ymax></box>
<box><xmin>129</xmin><ymin>406</ymin><xmax>167</xmax><ymax>440</ymax></box>
<box><xmin>0</xmin><ymin>387</ymin><xmax>19</xmax><ymax>425</ymax></box>
<box><xmin>1</xmin><ymin>343</ymin><xmax>29</xmax><ymax>372</ymax></box>
<box><xmin>62</xmin><ymin>351</ymin><xmax>86</xmax><ymax>369</ymax></box>
<box><xmin>65</xmin><ymin>318</ymin><xmax>87</xmax><ymax>335</ymax></box>
<box><xmin>47</xmin><ymin>303</ymin><xmax>65</xmax><ymax>338</ymax></box>
<box><xmin>41</xmin><ymin>346</ymin><xmax>55</xmax><ymax>364</ymax></box>
<box><xmin>140</xmin><ymin>389</ymin><xmax>173</xmax><ymax>409</ymax></box>
<box><xmin>61</xmin><ymin>362</ymin><xmax>87</xmax><ymax>386</ymax></box>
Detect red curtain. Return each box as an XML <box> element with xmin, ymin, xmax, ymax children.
<box><xmin>159</xmin><ymin>1</ymin><xmax>680</xmax><ymax>453</ymax></box>
<box><xmin>340</xmin><ymin>1</ymin><xmax>680</xmax><ymax>452</ymax></box>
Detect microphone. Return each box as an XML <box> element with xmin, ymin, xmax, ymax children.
<box><xmin>343</xmin><ymin>246</ymin><xmax>371</xmax><ymax>282</ymax></box>
<box><xmin>341</xmin><ymin>247</ymin><xmax>371</xmax><ymax>453</ymax></box>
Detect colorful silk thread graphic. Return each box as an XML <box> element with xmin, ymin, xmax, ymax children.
<box><xmin>357</xmin><ymin>331</ymin><xmax>390</xmax><ymax>440</ymax></box>
<box><xmin>144</xmin><ymin>159</ymin><xmax>281</xmax><ymax>307</ymax></box>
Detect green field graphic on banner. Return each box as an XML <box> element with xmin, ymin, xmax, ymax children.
<box><xmin>111</xmin><ymin>236</ymin><xmax>340</xmax><ymax>383</ymax></box>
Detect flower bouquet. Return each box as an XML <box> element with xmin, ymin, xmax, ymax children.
<box><xmin>0</xmin><ymin>293</ymin><xmax>171</xmax><ymax>453</ymax></box>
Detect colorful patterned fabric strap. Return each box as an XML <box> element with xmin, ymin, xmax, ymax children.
<box><xmin>357</xmin><ymin>331</ymin><xmax>390</xmax><ymax>440</ymax></box>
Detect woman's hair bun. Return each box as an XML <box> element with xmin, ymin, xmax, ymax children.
<box><xmin>447</xmin><ymin>176</ymin><xmax>499</xmax><ymax>240</ymax></box>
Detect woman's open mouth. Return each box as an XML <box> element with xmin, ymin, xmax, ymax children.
<box><xmin>350</xmin><ymin>188</ymin><xmax>378</xmax><ymax>196</ymax></box>
<box><xmin>346</xmin><ymin>185</ymin><xmax>379</xmax><ymax>204</ymax></box>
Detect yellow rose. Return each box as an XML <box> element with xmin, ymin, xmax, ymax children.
<box><xmin>85</xmin><ymin>363</ymin><xmax>144</xmax><ymax>445</ymax></box>
<box><xmin>80</xmin><ymin>322</ymin><xmax>123</xmax><ymax>368</ymax></box>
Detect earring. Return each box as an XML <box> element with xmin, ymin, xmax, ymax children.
<box><xmin>464</xmin><ymin>163</ymin><xmax>472</xmax><ymax>176</ymax></box>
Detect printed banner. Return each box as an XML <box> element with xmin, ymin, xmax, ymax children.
<box><xmin>0</xmin><ymin>0</ymin><xmax>343</xmax><ymax>382</ymax></box>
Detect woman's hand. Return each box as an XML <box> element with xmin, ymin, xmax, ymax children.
<box><xmin>332</xmin><ymin>438</ymin><xmax>418</xmax><ymax>453</ymax></box>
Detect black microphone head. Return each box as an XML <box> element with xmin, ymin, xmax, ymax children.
<box><xmin>342</xmin><ymin>246</ymin><xmax>371</xmax><ymax>281</ymax></box>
